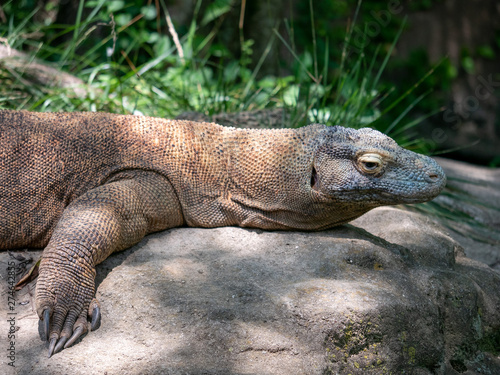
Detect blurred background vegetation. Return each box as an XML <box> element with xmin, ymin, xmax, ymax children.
<box><xmin>0</xmin><ymin>0</ymin><xmax>499</xmax><ymax>165</ymax></box>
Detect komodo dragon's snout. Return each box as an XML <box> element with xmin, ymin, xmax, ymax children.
<box><xmin>0</xmin><ymin>110</ymin><xmax>446</xmax><ymax>357</ymax></box>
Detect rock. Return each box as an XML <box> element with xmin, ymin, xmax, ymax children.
<box><xmin>424</xmin><ymin>157</ymin><xmax>500</xmax><ymax>271</ymax></box>
<box><xmin>1</xmin><ymin>205</ymin><xmax>499</xmax><ymax>374</ymax></box>
<box><xmin>0</xmin><ymin>45</ymin><xmax>91</xmax><ymax>98</ymax></box>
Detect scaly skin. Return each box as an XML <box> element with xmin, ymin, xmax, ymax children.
<box><xmin>0</xmin><ymin>110</ymin><xmax>446</xmax><ymax>356</ymax></box>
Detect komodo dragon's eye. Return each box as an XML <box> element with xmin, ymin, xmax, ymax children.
<box><xmin>357</xmin><ymin>153</ymin><xmax>384</xmax><ymax>175</ymax></box>
<box><xmin>363</xmin><ymin>162</ymin><xmax>378</xmax><ymax>170</ymax></box>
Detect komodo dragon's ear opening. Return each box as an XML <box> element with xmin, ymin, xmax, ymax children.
<box><xmin>310</xmin><ymin>166</ymin><xmax>319</xmax><ymax>191</ymax></box>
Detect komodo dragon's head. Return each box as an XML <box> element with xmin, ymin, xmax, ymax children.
<box><xmin>309</xmin><ymin>125</ymin><xmax>446</xmax><ymax>206</ymax></box>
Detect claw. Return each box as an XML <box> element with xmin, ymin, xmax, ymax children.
<box><xmin>65</xmin><ymin>326</ymin><xmax>85</xmax><ymax>349</ymax></box>
<box><xmin>43</xmin><ymin>309</ymin><xmax>50</xmax><ymax>341</ymax></box>
<box><xmin>91</xmin><ymin>305</ymin><xmax>101</xmax><ymax>331</ymax></box>
<box><xmin>48</xmin><ymin>337</ymin><xmax>57</xmax><ymax>358</ymax></box>
<box><xmin>54</xmin><ymin>336</ymin><xmax>69</xmax><ymax>355</ymax></box>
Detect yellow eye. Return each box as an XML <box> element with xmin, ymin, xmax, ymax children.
<box><xmin>358</xmin><ymin>153</ymin><xmax>384</xmax><ymax>174</ymax></box>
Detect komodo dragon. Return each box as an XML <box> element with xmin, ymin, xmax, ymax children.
<box><xmin>0</xmin><ymin>110</ymin><xmax>446</xmax><ymax>357</ymax></box>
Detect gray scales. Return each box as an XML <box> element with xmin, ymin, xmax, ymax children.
<box><xmin>0</xmin><ymin>110</ymin><xmax>446</xmax><ymax>357</ymax></box>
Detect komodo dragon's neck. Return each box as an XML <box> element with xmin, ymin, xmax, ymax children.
<box><xmin>118</xmin><ymin>118</ymin><xmax>330</xmax><ymax>230</ymax></box>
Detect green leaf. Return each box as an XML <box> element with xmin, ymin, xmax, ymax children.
<box><xmin>446</xmin><ymin>63</ymin><xmax>458</xmax><ymax>79</ymax></box>
<box><xmin>477</xmin><ymin>45</ymin><xmax>495</xmax><ymax>59</ymax></box>
<box><xmin>461</xmin><ymin>56</ymin><xmax>475</xmax><ymax>74</ymax></box>
<box><xmin>106</xmin><ymin>0</ymin><xmax>125</xmax><ymax>13</ymax></box>
<box><xmin>114</xmin><ymin>13</ymin><xmax>132</xmax><ymax>27</ymax></box>
<box><xmin>283</xmin><ymin>85</ymin><xmax>300</xmax><ymax>106</ymax></box>
<box><xmin>258</xmin><ymin>76</ymin><xmax>278</xmax><ymax>89</ymax></box>
<box><xmin>201</xmin><ymin>0</ymin><xmax>233</xmax><ymax>26</ymax></box>
<box><xmin>141</xmin><ymin>5</ymin><xmax>157</xmax><ymax>21</ymax></box>
<box><xmin>147</xmin><ymin>32</ymin><xmax>160</xmax><ymax>44</ymax></box>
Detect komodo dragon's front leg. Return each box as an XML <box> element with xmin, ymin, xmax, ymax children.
<box><xmin>35</xmin><ymin>171</ymin><xmax>183</xmax><ymax>357</ymax></box>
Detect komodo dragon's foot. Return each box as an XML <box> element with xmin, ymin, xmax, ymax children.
<box><xmin>35</xmin><ymin>259</ymin><xmax>101</xmax><ymax>357</ymax></box>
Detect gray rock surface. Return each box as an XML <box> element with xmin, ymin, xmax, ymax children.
<box><xmin>0</xmin><ymin>45</ymin><xmax>91</xmax><ymax>98</ymax></box>
<box><xmin>432</xmin><ymin>157</ymin><xmax>500</xmax><ymax>271</ymax></box>
<box><xmin>1</xmin><ymin>158</ymin><xmax>499</xmax><ymax>374</ymax></box>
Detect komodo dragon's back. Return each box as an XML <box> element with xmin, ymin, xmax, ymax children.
<box><xmin>0</xmin><ymin>110</ymin><xmax>446</xmax><ymax>357</ymax></box>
